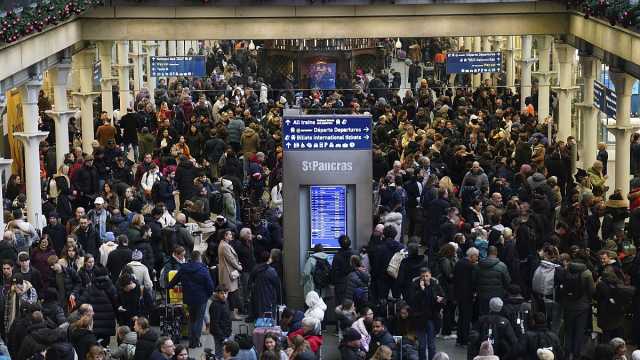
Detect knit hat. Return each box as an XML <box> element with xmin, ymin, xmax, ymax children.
<box><xmin>433</xmin><ymin>353</ymin><xmax>450</xmax><ymax>360</ymax></box>
<box><xmin>537</xmin><ymin>348</ymin><xmax>554</xmax><ymax>360</ymax></box>
<box><xmin>489</xmin><ymin>297</ymin><xmax>503</xmax><ymax>313</ymax></box>
<box><xmin>342</xmin><ymin>328</ymin><xmax>362</xmax><ymax>342</ymax></box>
<box><xmin>527</xmin><ymin>172</ymin><xmax>547</xmax><ymax>190</ymax></box>
<box><xmin>104</xmin><ymin>232</ymin><xmax>115</xmax><ymax>242</ymax></box>
<box><xmin>131</xmin><ymin>249</ymin><xmax>143</xmax><ymax>261</ymax></box>
<box><xmin>479</xmin><ymin>341</ymin><xmax>494</xmax><ymax>356</ymax></box>
<box><xmin>632</xmin><ymin>349</ymin><xmax>640</xmax><ymax>360</ymax></box>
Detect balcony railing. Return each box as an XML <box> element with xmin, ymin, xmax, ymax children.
<box><xmin>103</xmin><ymin>0</ymin><xmax>540</xmax><ymax>5</ymax></box>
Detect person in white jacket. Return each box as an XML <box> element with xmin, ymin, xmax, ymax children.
<box><xmin>140</xmin><ymin>164</ymin><xmax>161</xmax><ymax>198</ymax></box>
<box><xmin>270</xmin><ymin>182</ymin><xmax>283</xmax><ymax>216</ymax></box>
<box><xmin>98</xmin><ymin>232</ymin><xmax>118</xmax><ymax>266</ymax></box>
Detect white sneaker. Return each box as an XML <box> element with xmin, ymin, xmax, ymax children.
<box><xmin>443</xmin><ymin>334</ymin><xmax>458</xmax><ymax>340</ymax></box>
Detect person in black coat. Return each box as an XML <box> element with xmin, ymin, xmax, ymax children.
<box><xmin>340</xmin><ymin>328</ymin><xmax>366</xmax><ymax>360</ymax></box>
<box><xmin>116</xmin><ymin>266</ymin><xmax>142</xmax><ymax>327</ymax></box>
<box><xmin>119</xmin><ymin>108</ymin><xmax>140</xmax><ymax>157</ymax></box>
<box><xmin>515</xmin><ymin>312</ymin><xmax>563</xmax><ymax>360</ymax></box>
<box><xmin>249</xmin><ymin>252</ymin><xmax>281</xmax><ymax>319</ymax></box>
<box><xmin>48</xmin><ymin>257</ymin><xmax>81</xmax><ymax>308</ymax></box>
<box><xmin>42</xmin><ymin>214</ymin><xmax>67</xmax><ymax>255</ymax></box>
<box><xmin>78</xmin><ymin>266</ymin><xmax>117</xmax><ymax>344</ymax></box>
<box><xmin>41</xmin><ymin>288</ymin><xmax>66</xmax><ymax>327</ymax></box>
<box><xmin>16</xmin><ymin>312</ymin><xmax>60</xmax><ymax>360</ymax></box>
<box><xmin>453</xmin><ymin>247</ymin><xmax>479</xmax><ymax>346</ymax></box>
<box><xmin>69</xmin><ymin>315</ymin><xmax>98</xmax><ymax>360</ymax></box>
<box><xmin>209</xmin><ymin>286</ymin><xmax>232</xmax><ymax>358</ymax></box>
<box><xmin>331</xmin><ymin>235</ymin><xmax>356</xmax><ymax>305</ymax></box>
<box><xmin>410</xmin><ymin>268</ymin><xmax>445</xmax><ymax>360</ymax></box>
<box><xmin>133</xmin><ymin>317</ymin><xmax>159</xmax><ymax>360</ymax></box>
<box><xmin>75</xmin><ymin>156</ymin><xmax>100</xmax><ymax>202</ymax></box>
<box><xmin>396</xmin><ymin>241</ymin><xmax>428</xmax><ymax>300</ymax></box>
<box><xmin>373</xmin><ymin>226</ymin><xmax>404</xmax><ymax>301</ymax></box>
<box><xmin>174</xmin><ymin>157</ymin><xmax>202</xmax><ymax>207</ymax></box>
<box><xmin>344</xmin><ymin>256</ymin><xmax>370</xmax><ymax>308</ymax></box>
<box><xmin>106</xmin><ymin>235</ymin><xmax>133</xmax><ymax>282</ymax></box>
<box><xmin>152</xmin><ymin>175</ymin><xmax>176</xmax><ymax>213</ymax></box>
<box><xmin>74</xmin><ymin>217</ymin><xmax>100</xmax><ymax>258</ymax></box>
<box><xmin>366</xmin><ymin>318</ymin><xmax>396</xmax><ymax>360</ymax></box>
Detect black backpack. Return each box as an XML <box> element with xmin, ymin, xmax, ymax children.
<box><xmin>209</xmin><ymin>190</ymin><xmax>224</xmax><ymax>215</ymax></box>
<box><xmin>557</xmin><ymin>268</ymin><xmax>584</xmax><ymax>302</ymax></box>
<box><xmin>161</xmin><ymin>226</ymin><xmax>178</xmax><ymax>254</ymax></box>
<box><xmin>313</xmin><ymin>258</ymin><xmax>332</xmax><ymax>289</ymax></box>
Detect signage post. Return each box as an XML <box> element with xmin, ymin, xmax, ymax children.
<box><xmin>282</xmin><ymin>114</ymin><xmax>372</xmax><ymax>307</ymax></box>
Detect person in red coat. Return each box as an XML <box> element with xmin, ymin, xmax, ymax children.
<box><xmin>287</xmin><ymin>317</ymin><xmax>323</xmax><ymax>354</ymax></box>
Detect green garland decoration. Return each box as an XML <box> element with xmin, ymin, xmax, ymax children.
<box><xmin>0</xmin><ymin>0</ymin><xmax>103</xmax><ymax>44</ymax></box>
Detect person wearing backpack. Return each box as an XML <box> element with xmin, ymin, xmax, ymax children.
<box><xmin>531</xmin><ymin>245</ymin><xmax>561</xmax><ymax>332</ymax></box>
<box><xmin>345</xmin><ymin>255</ymin><xmax>370</xmax><ymax>309</ymax></box>
<box><xmin>514</xmin><ymin>312</ymin><xmax>563</xmax><ymax>360</ymax></box>
<box><xmin>469</xmin><ymin>297</ymin><xmax>518</xmax><ymax>359</ymax></box>
<box><xmin>557</xmin><ymin>255</ymin><xmax>595</xmax><ymax>359</ymax></box>
<box><xmin>378</xmin><ymin>226</ymin><xmax>405</xmax><ymax>300</ymax></box>
<box><xmin>595</xmin><ymin>270</ymin><xmax>634</xmax><ymax>342</ymax></box>
<box><xmin>302</xmin><ymin>244</ymin><xmax>331</xmax><ymax>297</ymax></box>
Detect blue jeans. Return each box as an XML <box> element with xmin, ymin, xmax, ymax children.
<box><xmin>188</xmin><ymin>302</ymin><xmax>207</xmax><ymax>345</ymax></box>
<box><xmin>416</xmin><ymin>320</ymin><xmax>436</xmax><ymax>360</ymax></box>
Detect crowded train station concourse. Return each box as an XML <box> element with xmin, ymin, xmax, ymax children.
<box><xmin>1</xmin><ymin>0</ymin><xmax>640</xmax><ymax>359</ymax></box>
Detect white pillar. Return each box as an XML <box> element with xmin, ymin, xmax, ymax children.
<box><xmin>577</xmin><ymin>56</ymin><xmax>600</xmax><ymax>170</ymax></box>
<box><xmin>533</xmin><ymin>36</ymin><xmax>554</xmax><ymax>124</ymax></box>
<box><xmin>0</xmin><ymin>159</ymin><xmax>12</xmax><ymax>230</ymax></box>
<box><xmin>481</xmin><ymin>36</ymin><xmax>492</xmax><ymax>82</ymax></box>
<box><xmin>44</xmin><ymin>63</ymin><xmax>74</xmax><ymax>169</ymax></box>
<box><xmin>177</xmin><ymin>41</ymin><xmax>185</xmax><ymax>56</ymax></box>
<box><xmin>519</xmin><ymin>35</ymin><xmax>534</xmax><ymax>111</ymax></box>
<box><xmin>168</xmin><ymin>41</ymin><xmax>177</xmax><ymax>57</ymax></box>
<box><xmin>131</xmin><ymin>41</ymin><xmax>144</xmax><ymax>94</ymax></box>
<box><xmin>610</xmin><ymin>70</ymin><xmax>638</xmax><ymax>196</ymax></box>
<box><xmin>506</xmin><ymin>36</ymin><xmax>515</xmax><ymax>91</ymax></box>
<box><xmin>117</xmin><ymin>41</ymin><xmax>132</xmax><ymax>114</ymax></box>
<box><xmin>13</xmin><ymin>80</ymin><xmax>49</xmax><ymax>226</ymax></box>
<box><xmin>72</xmin><ymin>50</ymin><xmax>100</xmax><ymax>154</ymax></box>
<box><xmin>158</xmin><ymin>40</ymin><xmax>167</xmax><ymax>57</ymax></box>
<box><xmin>142</xmin><ymin>41</ymin><xmax>159</xmax><ymax>104</ymax></box>
<box><xmin>472</xmin><ymin>37</ymin><xmax>481</xmax><ymax>88</ymax></box>
<box><xmin>97</xmin><ymin>41</ymin><xmax>115</xmax><ymax>117</ymax></box>
<box><xmin>555</xmin><ymin>43</ymin><xmax>579</xmax><ymax>142</ymax></box>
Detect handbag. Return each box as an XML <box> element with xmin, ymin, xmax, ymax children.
<box><xmin>230</xmin><ymin>269</ymin><xmax>240</xmax><ymax>280</ymax></box>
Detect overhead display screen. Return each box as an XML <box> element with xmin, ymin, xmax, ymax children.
<box><xmin>446</xmin><ymin>51</ymin><xmax>502</xmax><ymax>74</ymax></box>
<box><xmin>150</xmin><ymin>56</ymin><xmax>206</xmax><ymax>77</ymax></box>
<box><xmin>283</xmin><ymin>115</ymin><xmax>372</xmax><ymax>151</ymax></box>
<box><xmin>310</xmin><ymin>185</ymin><xmax>346</xmax><ymax>248</ymax></box>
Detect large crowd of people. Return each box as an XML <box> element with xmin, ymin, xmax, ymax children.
<box><xmin>1</xmin><ymin>37</ymin><xmax>640</xmax><ymax>360</ymax></box>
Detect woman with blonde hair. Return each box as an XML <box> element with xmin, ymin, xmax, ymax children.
<box><xmin>371</xmin><ymin>345</ymin><xmax>393</xmax><ymax>360</ymax></box>
<box><xmin>69</xmin><ymin>315</ymin><xmax>97</xmax><ymax>360</ymax></box>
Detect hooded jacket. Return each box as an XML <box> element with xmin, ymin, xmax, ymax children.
<box><xmin>302</xmin><ymin>252</ymin><xmax>329</xmax><ymax>295</ymax></box>
<box><xmin>16</xmin><ymin>322</ymin><xmax>60</xmax><ymax>360</ymax></box>
<box><xmin>558</xmin><ymin>262</ymin><xmax>595</xmax><ymax>312</ymax></box>
<box><xmin>476</xmin><ymin>256</ymin><xmax>511</xmax><ymax>300</ymax></box>
<box><xmin>304</xmin><ymin>291</ymin><xmax>327</xmax><ymax>324</ymax></box>
<box><xmin>240</xmin><ymin>127</ymin><xmax>260</xmax><ymax>157</ymax></box>
<box><xmin>461</xmin><ymin>168</ymin><xmax>490</xmax><ymax>194</ymax></box>
<box><xmin>168</xmin><ymin>260</ymin><xmax>214</xmax><ymax>306</ymax></box>
<box><xmin>78</xmin><ymin>274</ymin><xmax>117</xmax><ymax>337</ymax></box>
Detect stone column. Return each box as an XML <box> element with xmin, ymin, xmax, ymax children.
<box><xmin>554</xmin><ymin>43</ymin><xmax>580</xmax><ymax>142</ymax></box>
<box><xmin>116</xmin><ymin>41</ymin><xmax>132</xmax><ymax>115</ymax></box>
<box><xmin>576</xmin><ymin>56</ymin><xmax>600</xmax><ymax>170</ymax></box>
<box><xmin>481</xmin><ymin>36</ymin><xmax>492</xmax><ymax>82</ymax></box>
<box><xmin>505</xmin><ymin>36</ymin><xmax>515</xmax><ymax>91</ymax></box>
<box><xmin>177</xmin><ymin>41</ymin><xmax>185</xmax><ymax>56</ymax></box>
<box><xmin>533</xmin><ymin>36</ymin><xmax>555</xmax><ymax>124</ymax></box>
<box><xmin>168</xmin><ymin>41</ymin><xmax>177</xmax><ymax>57</ymax></box>
<box><xmin>13</xmin><ymin>80</ymin><xmax>49</xmax><ymax>226</ymax></box>
<box><xmin>142</xmin><ymin>41</ymin><xmax>159</xmax><ymax>104</ymax></box>
<box><xmin>97</xmin><ymin>41</ymin><xmax>116</xmax><ymax>117</ymax></box>
<box><xmin>158</xmin><ymin>40</ymin><xmax>167</xmax><ymax>57</ymax></box>
<box><xmin>472</xmin><ymin>36</ymin><xmax>481</xmax><ymax>88</ymax></box>
<box><xmin>71</xmin><ymin>50</ymin><xmax>100</xmax><ymax>155</ymax></box>
<box><xmin>0</xmin><ymin>159</ymin><xmax>12</xmax><ymax>230</ymax></box>
<box><xmin>131</xmin><ymin>41</ymin><xmax>144</xmax><ymax>95</ymax></box>
<box><xmin>610</xmin><ymin>70</ymin><xmax>638</xmax><ymax>196</ymax></box>
<box><xmin>44</xmin><ymin>63</ymin><xmax>75</xmax><ymax>169</ymax></box>
<box><xmin>518</xmin><ymin>35</ymin><xmax>535</xmax><ymax>112</ymax></box>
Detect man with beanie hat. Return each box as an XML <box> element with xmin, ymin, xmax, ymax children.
<box><xmin>339</xmin><ymin>328</ymin><xmax>365</xmax><ymax>360</ymax></box>
<box><xmin>470</xmin><ymin>297</ymin><xmax>517</xmax><ymax>359</ymax></box>
<box><xmin>514</xmin><ymin>312</ymin><xmax>562</xmax><ymax>360</ymax></box>
<box><xmin>536</xmin><ymin>348</ymin><xmax>554</xmax><ymax>360</ymax></box>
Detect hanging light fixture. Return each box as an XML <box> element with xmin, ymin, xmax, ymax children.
<box><xmin>395</xmin><ymin>37</ymin><xmax>402</xmax><ymax>49</ymax></box>
<box><xmin>248</xmin><ymin>40</ymin><xmax>255</xmax><ymax>51</ymax></box>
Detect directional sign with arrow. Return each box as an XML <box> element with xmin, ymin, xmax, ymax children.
<box><xmin>282</xmin><ymin>115</ymin><xmax>372</xmax><ymax>151</ymax></box>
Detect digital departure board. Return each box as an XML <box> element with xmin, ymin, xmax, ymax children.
<box><xmin>310</xmin><ymin>185</ymin><xmax>347</xmax><ymax>248</ymax></box>
<box><xmin>150</xmin><ymin>56</ymin><xmax>206</xmax><ymax>77</ymax></box>
<box><xmin>446</xmin><ymin>52</ymin><xmax>502</xmax><ymax>74</ymax></box>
